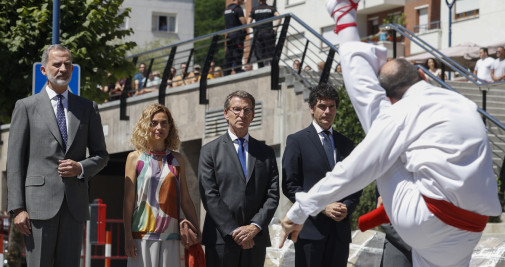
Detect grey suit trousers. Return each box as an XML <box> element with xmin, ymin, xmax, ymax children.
<box><xmin>24</xmin><ymin>198</ymin><xmax>84</xmax><ymax>267</ymax></box>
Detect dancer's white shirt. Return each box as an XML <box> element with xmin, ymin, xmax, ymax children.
<box><xmin>286</xmin><ymin>42</ymin><xmax>501</xmax><ymax>227</ymax></box>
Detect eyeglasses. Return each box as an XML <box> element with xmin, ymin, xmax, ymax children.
<box><xmin>150</xmin><ymin>120</ymin><xmax>169</xmax><ymax>128</ymax></box>
<box><xmin>229</xmin><ymin>107</ymin><xmax>253</xmax><ymax>115</ymax></box>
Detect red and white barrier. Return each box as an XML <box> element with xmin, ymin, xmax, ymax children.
<box><xmin>104</xmin><ymin>231</ymin><xmax>111</xmax><ymax>267</ymax></box>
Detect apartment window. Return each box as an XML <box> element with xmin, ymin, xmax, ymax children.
<box><xmin>455</xmin><ymin>0</ymin><xmax>479</xmax><ymax>19</ymax></box>
<box><xmin>152</xmin><ymin>13</ymin><xmax>176</xmax><ymax>32</ymax></box>
<box><xmin>321</xmin><ymin>25</ymin><xmax>338</xmax><ymax>49</ymax></box>
<box><xmin>367</xmin><ymin>17</ymin><xmax>379</xmax><ymax>36</ymax></box>
<box><xmin>417</xmin><ymin>7</ymin><xmax>428</xmax><ymax>33</ymax></box>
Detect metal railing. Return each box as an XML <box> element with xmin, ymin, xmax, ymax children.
<box><xmin>113</xmin><ymin>13</ymin><xmax>345</xmax><ymax>119</ymax></box>
<box><xmin>413</xmin><ymin>20</ymin><xmax>441</xmax><ymax>33</ymax></box>
<box><xmin>113</xmin><ymin>16</ymin><xmax>505</xmax><ymax>180</ymax></box>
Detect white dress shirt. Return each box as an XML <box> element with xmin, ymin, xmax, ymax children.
<box><xmin>228</xmin><ymin>129</ymin><xmax>249</xmax><ymax>178</ymax></box>
<box><xmin>227</xmin><ymin>129</ymin><xmax>262</xmax><ymax>231</ymax></box>
<box><xmin>312</xmin><ymin>120</ymin><xmax>336</xmax><ymax>163</ymax></box>
<box><xmin>46</xmin><ymin>86</ymin><xmax>69</xmax><ymax>131</ymax></box>
<box><xmin>46</xmin><ymin>85</ymin><xmax>85</xmax><ymax>178</ymax></box>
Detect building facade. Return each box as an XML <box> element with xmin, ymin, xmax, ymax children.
<box><xmin>275</xmin><ymin>0</ymin><xmax>505</xmax><ymax>57</ymax></box>
<box><xmin>121</xmin><ymin>0</ymin><xmax>195</xmax><ymax>48</ymax></box>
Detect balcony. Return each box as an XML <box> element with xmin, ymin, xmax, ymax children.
<box><xmin>413</xmin><ymin>20</ymin><xmax>441</xmax><ymax>34</ymax></box>
<box><xmin>410</xmin><ymin>21</ymin><xmax>442</xmax><ymax>55</ymax></box>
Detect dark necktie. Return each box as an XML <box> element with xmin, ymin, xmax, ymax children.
<box><xmin>238</xmin><ymin>138</ymin><xmax>247</xmax><ymax>180</ymax></box>
<box><xmin>56</xmin><ymin>94</ymin><xmax>68</xmax><ymax>151</ymax></box>
<box><xmin>322</xmin><ymin>130</ymin><xmax>335</xmax><ymax>169</ymax></box>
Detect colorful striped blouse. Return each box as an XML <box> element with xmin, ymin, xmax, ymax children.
<box><xmin>131</xmin><ymin>151</ymin><xmax>181</xmax><ymax>241</ymax></box>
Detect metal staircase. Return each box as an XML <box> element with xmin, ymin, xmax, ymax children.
<box><xmin>121</xmin><ymin>13</ymin><xmax>505</xmax><ymax>180</ymax></box>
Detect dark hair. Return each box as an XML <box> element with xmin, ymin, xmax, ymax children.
<box><xmin>308</xmin><ymin>84</ymin><xmax>340</xmax><ymax>109</ymax></box>
<box><xmin>379</xmin><ymin>59</ymin><xmax>421</xmax><ymax>99</ymax></box>
<box><xmin>481</xmin><ymin>47</ymin><xmax>488</xmax><ymax>54</ymax></box>
<box><xmin>224</xmin><ymin>90</ymin><xmax>256</xmax><ymax>110</ymax></box>
<box><xmin>424</xmin><ymin>58</ymin><xmax>438</xmax><ymax>69</ymax></box>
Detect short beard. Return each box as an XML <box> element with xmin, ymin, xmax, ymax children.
<box><xmin>47</xmin><ymin>73</ymin><xmax>71</xmax><ymax>86</ymax></box>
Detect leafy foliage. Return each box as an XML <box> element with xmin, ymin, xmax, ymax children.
<box><xmin>194</xmin><ymin>0</ymin><xmax>226</xmax><ymax>66</ymax></box>
<box><xmin>0</xmin><ymin>0</ymin><xmax>136</xmax><ymax>123</ymax></box>
<box><xmin>333</xmin><ymin>84</ymin><xmax>377</xmax><ymax>230</ymax></box>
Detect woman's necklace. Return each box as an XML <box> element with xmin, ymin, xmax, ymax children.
<box><xmin>147</xmin><ymin>150</ymin><xmax>167</xmax><ymax>156</ymax></box>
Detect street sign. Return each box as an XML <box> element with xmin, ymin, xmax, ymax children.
<box><xmin>32</xmin><ymin>62</ymin><xmax>80</xmax><ymax>95</ymax></box>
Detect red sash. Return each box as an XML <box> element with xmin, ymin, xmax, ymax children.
<box><xmin>358</xmin><ymin>196</ymin><xmax>489</xmax><ymax>233</ymax></box>
<box><xmin>422</xmin><ymin>195</ymin><xmax>489</xmax><ymax>232</ymax></box>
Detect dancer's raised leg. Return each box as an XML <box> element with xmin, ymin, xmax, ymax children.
<box><xmin>325</xmin><ymin>0</ymin><xmax>360</xmax><ymax>43</ymax></box>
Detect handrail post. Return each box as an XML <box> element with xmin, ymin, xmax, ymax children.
<box><xmin>319</xmin><ymin>49</ymin><xmax>335</xmax><ymax>85</ymax></box>
<box><xmin>478</xmin><ymin>85</ymin><xmax>488</xmax><ymax>125</ymax></box>
<box><xmin>299</xmin><ymin>40</ymin><xmax>309</xmax><ymax>75</ymax></box>
<box><xmin>271</xmin><ymin>16</ymin><xmax>290</xmax><ymax>90</ymax></box>
<box><xmin>143</xmin><ymin>58</ymin><xmax>155</xmax><ymax>88</ymax></box>
<box><xmin>500</xmin><ymin>157</ymin><xmax>505</xmax><ymax>202</ymax></box>
<box><xmin>158</xmin><ymin>47</ymin><xmax>177</xmax><ymax>105</ymax></box>
<box><xmin>200</xmin><ymin>35</ymin><xmax>219</xmax><ymax>105</ymax></box>
<box><xmin>120</xmin><ymin>57</ymin><xmax>137</xmax><ymax>120</ymax></box>
<box><xmin>441</xmin><ymin>63</ymin><xmax>446</xmax><ymax>82</ymax></box>
<box><xmin>248</xmin><ymin>31</ymin><xmax>258</xmax><ymax>64</ymax></box>
<box><xmin>183</xmin><ymin>48</ymin><xmax>195</xmax><ymax>80</ymax></box>
<box><xmin>392</xmin><ymin>30</ymin><xmax>397</xmax><ymax>58</ymax></box>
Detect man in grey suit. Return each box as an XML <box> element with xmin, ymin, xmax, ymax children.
<box><xmin>199</xmin><ymin>90</ymin><xmax>279</xmax><ymax>267</ymax></box>
<box><xmin>7</xmin><ymin>44</ymin><xmax>109</xmax><ymax>267</ymax></box>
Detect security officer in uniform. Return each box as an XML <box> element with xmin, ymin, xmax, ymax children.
<box><xmin>224</xmin><ymin>0</ymin><xmax>247</xmax><ymax>76</ymax></box>
<box><xmin>248</xmin><ymin>0</ymin><xmax>280</xmax><ymax>68</ymax></box>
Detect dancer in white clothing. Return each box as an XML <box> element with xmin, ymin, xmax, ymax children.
<box><xmin>280</xmin><ymin>1</ymin><xmax>501</xmax><ymax>266</ymax></box>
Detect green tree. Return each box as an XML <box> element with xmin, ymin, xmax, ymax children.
<box><xmin>334</xmin><ymin>84</ymin><xmax>378</xmax><ymax>230</ymax></box>
<box><xmin>194</xmin><ymin>0</ymin><xmax>226</xmax><ymax>65</ymax></box>
<box><xmin>0</xmin><ymin>0</ymin><xmax>136</xmax><ymax>123</ymax></box>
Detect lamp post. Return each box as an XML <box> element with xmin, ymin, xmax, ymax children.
<box><xmin>52</xmin><ymin>0</ymin><xmax>60</xmax><ymax>44</ymax></box>
<box><xmin>445</xmin><ymin>0</ymin><xmax>455</xmax><ymax>80</ymax></box>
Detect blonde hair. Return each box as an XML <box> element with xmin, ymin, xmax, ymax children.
<box><xmin>131</xmin><ymin>103</ymin><xmax>180</xmax><ymax>151</ymax></box>
<box><xmin>214</xmin><ymin>66</ymin><xmax>224</xmax><ymax>78</ymax></box>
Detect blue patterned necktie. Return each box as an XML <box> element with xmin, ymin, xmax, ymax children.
<box><xmin>238</xmin><ymin>138</ymin><xmax>247</xmax><ymax>180</ymax></box>
<box><xmin>56</xmin><ymin>94</ymin><xmax>68</xmax><ymax>151</ymax></box>
<box><xmin>322</xmin><ymin>130</ymin><xmax>335</xmax><ymax>169</ymax></box>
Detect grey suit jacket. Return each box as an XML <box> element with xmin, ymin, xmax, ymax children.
<box><xmin>7</xmin><ymin>88</ymin><xmax>109</xmax><ymax>222</ymax></box>
<box><xmin>198</xmin><ymin>133</ymin><xmax>279</xmax><ymax>247</ymax></box>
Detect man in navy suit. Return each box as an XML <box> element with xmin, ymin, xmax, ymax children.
<box><xmin>199</xmin><ymin>90</ymin><xmax>279</xmax><ymax>267</ymax></box>
<box><xmin>282</xmin><ymin>84</ymin><xmax>361</xmax><ymax>267</ymax></box>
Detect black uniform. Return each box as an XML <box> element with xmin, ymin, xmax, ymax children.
<box><xmin>224</xmin><ymin>3</ymin><xmax>246</xmax><ymax>75</ymax></box>
<box><xmin>249</xmin><ymin>4</ymin><xmax>277</xmax><ymax>68</ymax></box>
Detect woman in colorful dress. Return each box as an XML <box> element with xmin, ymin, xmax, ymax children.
<box><xmin>123</xmin><ymin>103</ymin><xmax>201</xmax><ymax>266</ymax></box>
